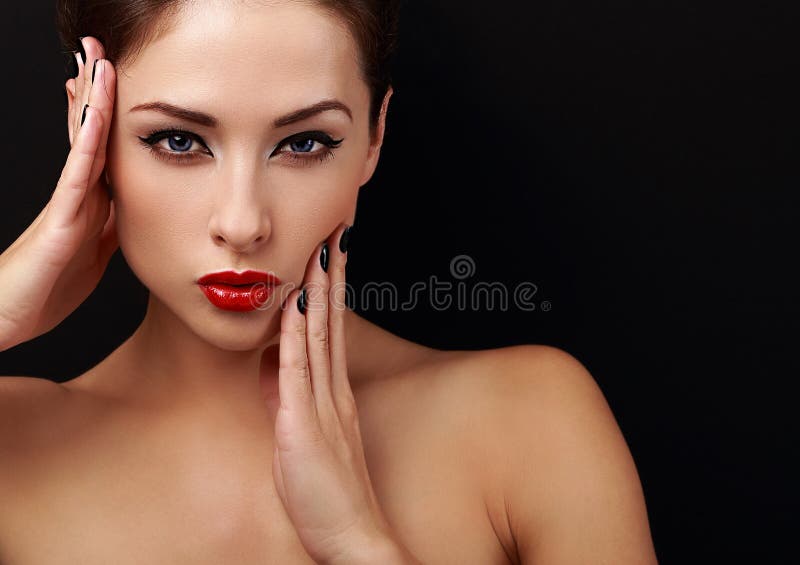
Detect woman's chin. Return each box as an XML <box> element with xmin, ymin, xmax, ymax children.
<box><xmin>144</xmin><ymin>290</ymin><xmax>282</xmax><ymax>352</ymax></box>
<box><xmin>187</xmin><ymin>309</ymin><xmax>281</xmax><ymax>352</ymax></box>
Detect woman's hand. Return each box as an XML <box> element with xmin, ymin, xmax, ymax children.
<box><xmin>259</xmin><ymin>224</ymin><xmax>420</xmax><ymax>565</ymax></box>
<box><xmin>0</xmin><ymin>37</ymin><xmax>117</xmax><ymax>351</ymax></box>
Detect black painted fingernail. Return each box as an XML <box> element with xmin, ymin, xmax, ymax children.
<box><xmin>320</xmin><ymin>243</ymin><xmax>329</xmax><ymax>272</ymax></box>
<box><xmin>77</xmin><ymin>37</ymin><xmax>86</xmax><ymax>65</ymax></box>
<box><xmin>81</xmin><ymin>104</ymin><xmax>88</xmax><ymax>126</ymax></box>
<box><xmin>297</xmin><ymin>288</ymin><xmax>307</xmax><ymax>315</ymax></box>
<box><xmin>339</xmin><ymin>225</ymin><xmax>352</xmax><ymax>254</ymax></box>
<box><xmin>92</xmin><ymin>59</ymin><xmax>98</xmax><ymax>83</ymax></box>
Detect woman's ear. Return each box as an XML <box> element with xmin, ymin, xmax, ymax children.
<box><xmin>359</xmin><ymin>86</ymin><xmax>394</xmax><ymax>187</ymax></box>
<box><xmin>65</xmin><ymin>78</ymin><xmax>78</xmax><ymax>146</ymax></box>
<box><xmin>104</xmin><ymin>168</ymin><xmax>114</xmax><ymax>199</ymax></box>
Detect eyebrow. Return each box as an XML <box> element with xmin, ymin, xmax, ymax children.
<box><xmin>127</xmin><ymin>99</ymin><xmax>353</xmax><ymax>128</ymax></box>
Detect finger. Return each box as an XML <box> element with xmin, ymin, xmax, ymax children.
<box><xmin>81</xmin><ymin>37</ymin><xmax>102</xmax><ymax>100</ymax></box>
<box><xmin>74</xmin><ymin>40</ymin><xmax>85</xmax><ymax>84</ymax></box>
<box><xmin>46</xmin><ymin>107</ymin><xmax>104</xmax><ymax>231</ymax></box>
<box><xmin>85</xmin><ymin>58</ymin><xmax>116</xmax><ymax>187</ymax></box>
<box><xmin>79</xmin><ymin>38</ymin><xmax>114</xmax><ymax>185</ymax></box>
<box><xmin>304</xmin><ymin>241</ymin><xmax>338</xmax><ymax>433</ymax></box>
<box><xmin>329</xmin><ymin>224</ymin><xmax>358</xmax><ymax>426</ymax></box>
<box><xmin>71</xmin><ymin>39</ymin><xmax>86</xmax><ymax>144</ymax></box>
<box><xmin>79</xmin><ymin>39</ymin><xmax>103</xmax><ymax>130</ymax></box>
<box><xmin>277</xmin><ymin>288</ymin><xmax>323</xmax><ymax>446</ymax></box>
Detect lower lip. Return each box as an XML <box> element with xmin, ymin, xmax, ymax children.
<box><xmin>199</xmin><ymin>283</ymin><xmax>276</xmax><ymax>312</ymax></box>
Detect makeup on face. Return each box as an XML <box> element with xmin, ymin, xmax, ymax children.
<box><xmin>104</xmin><ymin>1</ymin><xmax>374</xmax><ymax>352</ymax></box>
<box><xmin>129</xmin><ymin>99</ymin><xmax>350</xmax><ymax>168</ymax></box>
<box><xmin>197</xmin><ymin>270</ymin><xmax>282</xmax><ymax>312</ymax></box>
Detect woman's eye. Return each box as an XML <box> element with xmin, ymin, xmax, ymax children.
<box><xmin>163</xmin><ymin>134</ymin><xmax>195</xmax><ymax>152</ymax></box>
<box><xmin>138</xmin><ymin>129</ymin><xmax>208</xmax><ymax>163</ymax></box>
<box><xmin>138</xmin><ymin>128</ymin><xmax>343</xmax><ymax>166</ymax></box>
<box><xmin>275</xmin><ymin>132</ymin><xmax>344</xmax><ymax>158</ymax></box>
<box><xmin>287</xmin><ymin>138</ymin><xmax>317</xmax><ymax>153</ymax></box>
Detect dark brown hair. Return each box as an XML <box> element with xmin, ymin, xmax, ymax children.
<box><xmin>55</xmin><ymin>0</ymin><xmax>401</xmax><ymax>138</ymax></box>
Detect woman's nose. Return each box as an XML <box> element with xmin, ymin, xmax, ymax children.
<box><xmin>208</xmin><ymin>182</ymin><xmax>270</xmax><ymax>254</ymax></box>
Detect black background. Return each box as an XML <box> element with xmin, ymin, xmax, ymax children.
<box><xmin>2</xmin><ymin>2</ymin><xmax>797</xmax><ymax>563</ymax></box>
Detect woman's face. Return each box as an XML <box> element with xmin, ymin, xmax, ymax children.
<box><xmin>103</xmin><ymin>1</ymin><xmax>389</xmax><ymax>350</ymax></box>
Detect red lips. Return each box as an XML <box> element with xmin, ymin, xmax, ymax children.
<box><xmin>197</xmin><ymin>270</ymin><xmax>281</xmax><ymax>286</ymax></box>
<box><xmin>197</xmin><ymin>270</ymin><xmax>281</xmax><ymax>312</ymax></box>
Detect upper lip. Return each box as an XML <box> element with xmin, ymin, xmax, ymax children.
<box><xmin>197</xmin><ymin>270</ymin><xmax>281</xmax><ymax>286</ymax></box>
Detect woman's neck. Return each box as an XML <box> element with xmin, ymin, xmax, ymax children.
<box><xmin>65</xmin><ymin>295</ymin><xmax>389</xmax><ymax>417</ymax></box>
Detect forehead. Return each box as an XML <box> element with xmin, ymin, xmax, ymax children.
<box><xmin>117</xmin><ymin>1</ymin><xmax>365</xmax><ymax>123</ymax></box>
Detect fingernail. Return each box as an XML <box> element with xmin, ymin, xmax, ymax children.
<box><xmin>81</xmin><ymin>104</ymin><xmax>88</xmax><ymax>126</ymax></box>
<box><xmin>92</xmin><ymin>59</ymin><xmax>98</xmax><ymax>83</ymax></box>
<box><xmin>297</xmin><ymin>288</ymin><xmax>307</xmax><ymax>315</ymax></box>
<box><xmin>320</xmin><ymin>242</ymin><xmax>329</xmax><ymax>272</ymax></box>
<box><xmin>77</xmin><ymin>37</ymin><xmax>86</xmax><ymax>65</ymax></box>
<box><xmin>339</xmin><ymin>225</ymin><xmax>352</xmax><ymax>254</ymax></box>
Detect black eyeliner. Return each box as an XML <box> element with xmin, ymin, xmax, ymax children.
<box><xmin>138</xmin><ymin>127</ymin><xmax>344</xmax><ymax>165</ymax></box>
<box><xmin>271</xmin><ymin>130</ymin><xmax>344</xmax><ymax>156</ymax></box>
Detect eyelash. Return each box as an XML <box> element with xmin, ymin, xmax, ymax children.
<box><xmin>136</xmin><ymin>127</ymin><xmax>344</xmax><ymax>166</ymax></box>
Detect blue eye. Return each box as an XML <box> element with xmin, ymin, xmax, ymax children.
<box><xmin>165</xmin><ymin>134</ymin><xmax>194</xmax><ymax>152</ymax></box>
<box><xmin>277</xmin><ymin>131</ymin><xmax>344</xmax><ymax>161</ymax></box>
<box><xmin>138</xmin><ymin>128</ymin><xmax>208</xmax><ymax>163</ymax></box>
<box><xmin>137</xmin><ymin>127</ymin><xmax>344</xmax><ymax>166</ymax></box>
<box><xmin>289</xmin><ymin>138</ymin><xmax>315</xmax><ymax>153</ymax></box>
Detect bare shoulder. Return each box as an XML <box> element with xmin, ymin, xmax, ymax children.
<box><xmin>0</xmin><ymin>375</ymin><xmax>66</xmax><ymax>406</ymax></box>
<box><xmin>459</xmin><ymin>344</ymin><xmax>659</xmax><ymax>565</ymax></box>
<box><xmin>362</xmin><ymin>344</ymin><xmax>658</xmax><ymax>565</ymax></box>
<box><xmin>0</xmin><ymin>376</ymin><xmax>67</xmax><ymax>440</ymax></box>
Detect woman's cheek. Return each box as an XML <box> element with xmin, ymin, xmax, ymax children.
<box><xmin>113</xmin><ymin>177</ymin><xmax>196</xmax><ymax>294</ymax></box>
<box><xmin>270</xmin><ymin>160</ymin><xmax>361</xmax><ymax>219</ymax></box>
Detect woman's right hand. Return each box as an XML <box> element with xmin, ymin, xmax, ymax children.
<box><xmin>0</xmin><ymin>37</ymin><xmax>118</xmax><ymax>352</ymax></box>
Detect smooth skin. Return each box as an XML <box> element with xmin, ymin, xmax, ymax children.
<box><xmin>0</xmin><ymin>3</ymin><xmax>659</xmax><ymax>563</ymax></box>
<box><xmin>259</xmin><ymin>230</ymin><xmax>422</xmax><ymax>564</ymax></box>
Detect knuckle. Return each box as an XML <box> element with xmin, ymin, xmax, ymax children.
<box><xmin>333</xmin><ymin>260</ymin><xmax>346</xmax><ymax>278</ymax></box>
<box><xmin>288</xmin><ymin>319</ymin><xmax>306</xmax><ymax>335</ymax></box>
<box><xmin>75</xmin><ymin>140</ymin><xmax>96</xmax><ymax>157</ymax></box>
<box><xmin>306</xmin><ymin>281</ymin><xmax>327</xmax><ymax>301</ymax></box>
<box><xmin>309</xmin><ymin>325</ymin><xmax>329</xmax><ymax>347</ymax></box>
<box><xmin>280</xmin><ymin>360</ymin><xmax>309</xmax><ymax>378</ymax></box>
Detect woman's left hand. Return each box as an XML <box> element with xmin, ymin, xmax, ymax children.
<box><xmin>259</xmin><ymin>224</ymin><xmax>418</xmax><ymax>565</ymax></box>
